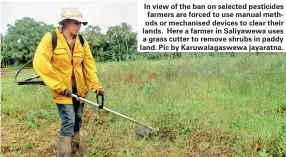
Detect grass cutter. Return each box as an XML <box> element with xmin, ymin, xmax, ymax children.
<box><xmin>14</xmin><ymin>59</ymin><xmax>159</xmax><ymax>137</ymax></box>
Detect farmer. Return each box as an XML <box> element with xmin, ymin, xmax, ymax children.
<box><xmin>33</xmin><ymin>7</ymin><xmax>104</xmax><ymax>156</ymax></box>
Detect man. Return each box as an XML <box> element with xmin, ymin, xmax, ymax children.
<box><xmin>33</xmin><ymin>7</ymin><xmax>104</xmax><ymax>156</ymax></box>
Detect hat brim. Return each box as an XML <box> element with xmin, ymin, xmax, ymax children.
<box><xmin>58</xmin><ymin>17</ymin><xmax>88</xmax><ymax>26</ymax></box>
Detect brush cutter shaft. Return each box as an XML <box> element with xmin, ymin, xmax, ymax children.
<box><xmin>14</xmin><ymin>59</ymin><xmax>45</xmax><ymax>85</ymax></box>
<box><xmin>24</xmin><ymin>74</ymin><xmax>40</xmax><ymax>81</ymax></box>
<box><xmin>70</xmin><ymin>93</ymin><xmax>157</xmax><ymax>131</ymax></box>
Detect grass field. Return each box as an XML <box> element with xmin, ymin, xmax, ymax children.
<box><xmin>1</xmin><ymin>54</ymin><xmax>286</xmax><ymax>157</ymax></box>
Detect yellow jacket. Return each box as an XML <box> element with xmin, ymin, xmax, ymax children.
<box><xmin>33</xmin><ymin>28</ymin><xmax>102</xmax><ymax>104</ymax></box>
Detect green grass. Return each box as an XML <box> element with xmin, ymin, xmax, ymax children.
<box><xmin>1</xmin><ymin>54</ymin><xmax>286</xmax><ymax>156</ymax></box>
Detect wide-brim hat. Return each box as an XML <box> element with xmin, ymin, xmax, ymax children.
<box><xmin>58</xmin><ymin>7</ymin><xmax>88</xmax><ymax>26</ymax></box>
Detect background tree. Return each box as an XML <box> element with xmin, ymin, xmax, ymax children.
<box><xmin>1</xmin><ymin>16</ymin><xmax>186</xmax><ymax>67</ymax></box>
<box><xmin>2</xmin><ymin>17</ymin><xmax>55</xmax><ymax>67</ymax></box>
<box><xmin>105</xmin><ymin>22</ymin><xmax>137</xmax><ymax>62</ymax></box>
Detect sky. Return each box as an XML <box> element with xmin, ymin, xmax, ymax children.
<box><xmin>0</xmin><ymin>0</ymin><xmax>138</xmax><ymax>35</ymax></box>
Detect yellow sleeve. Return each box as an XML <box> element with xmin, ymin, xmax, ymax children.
<box><xmin>33</xmin><ymin>32</ymin><xmax>67</xmax><ymax>94</ymax></box>
<box><xmin>82</xmin><ymin>38</ymin><xmax>103</xmax><ymax>92</ymax></box>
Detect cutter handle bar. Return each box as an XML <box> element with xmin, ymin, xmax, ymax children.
<box><xmin>70</xmin><ymin>92</ymin><xmax>158</xmax><ymax>131</ymax></box>
<box><xmin>96</xmin><ymin>93</ymin><xmax>104</xmax><ymax>109</ymax></box>
<box><xmin>14</xmin><ymin>59</ymin><xmax>45</xmax><ymax>85</ymax></box>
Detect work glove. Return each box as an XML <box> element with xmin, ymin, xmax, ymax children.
<box><xmin>62</xmin><ymin>89</ymin><xmax>72</xmax><ymax>97</ymax></box>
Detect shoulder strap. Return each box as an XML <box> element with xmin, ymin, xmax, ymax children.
<box><xmin>78</xmin><ymin>34</ymin><xmax>85</xmax><ymax>46</ymax></box>
<box><xmin>51</xmin><ymin>31</ymin><xmax>57</xmax><ymax>51</ymax></box>
<box><xmin>51</xmin><ymin>31</ymin><xmax>84</xmax><ymax>51</ymax></box>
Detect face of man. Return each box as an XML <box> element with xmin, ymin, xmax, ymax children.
<box><xmin>66</xmin><ymin>19</ymin><xmax>82</xmax><ymax>36</ymax></box>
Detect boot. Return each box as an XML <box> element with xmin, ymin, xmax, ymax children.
<box><xmin>57</xmin><ymin>136</ymin><xmax>72</xmax><ymax>157</ymax></box>
<box><xmin>72</xmin><ymin>131</ymin><xmax>84</xmax><ymax>156</ymax></box>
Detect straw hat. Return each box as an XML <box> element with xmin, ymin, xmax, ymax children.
<box><xmin>58</xmin><ymin>7</ymin><xmax>88</xmax><ymax>25</ymax></box>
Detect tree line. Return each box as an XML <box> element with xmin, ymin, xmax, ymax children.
<box><xmin>0</xmin><ymin>17</ymin><xmax>281</xmax><ymax>68</ymax></box>
<box><xmin>1</xmin><ymin>17</ymin><xmax>180</xmax><ymax>67</ymax></box>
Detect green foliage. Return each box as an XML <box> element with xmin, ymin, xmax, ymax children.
<box><xmin>26</xmin><ymin>110</ymin><xmax>57</xmax><ymax>129</ymax></box>
<box><xmin>1</xmin><ymin>17</ymin><xmax>184</xmax><ymax>67</ymax></box>
<box><xmin>90</xmin><ymin>148</ymin><xmax>107</xmax><ymax>156</ymax></box>
<box><xmin>1</xmin><ymin>17</ymin><xmax>55</xmax><ymax>67</ymax></box>
<box><xmin>1</xmin><ymin>33</ymin><xmax>4</xmax><ymax>64</ymax></box>
<box><xmin>81</xmin><ymin>25</ymin><xmax>102</xmax><ymax>57</ymax></box>
<box><xmin>23</xmin><ymin>142</ymin><xmax>33</xmax><ymax>149</ymax></box>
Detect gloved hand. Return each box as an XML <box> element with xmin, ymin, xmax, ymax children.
<box><xmin>63</xmin><ymin>89</ymin><xmax>72</xmax><ymax>97</ymax></box>
<box><xmin>96</xmin><ymin>88</ymin><xmax>104</xmax><ymax>96</ymax></box>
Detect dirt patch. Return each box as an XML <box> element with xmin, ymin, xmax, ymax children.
<box><xmin>150</xmin><ymin>129</ymin><xmax>178</xmax><ymax>142</ymax></box>
<box><xmin>105</xmin><ymin>72</ymin><xmax>114</xmax><ymax>87</ymax></box>
<box><xmin>1</xmin><ymin>70</ymin><xmax>16</xmax><ymax>76</ymax></box>
<box><xmin>123</xmin><ymin>72</ymin><xmax>143</xmax><ymax>85</ymax></box>
<box><xmin>1</xmin><ymin>69</ymin><xmax>35</xmax><ymax>76</ymax></box>
<box><xmin>188</xmin><ymin>127</ymin><xmax>237</xmax><ymax>157</ymax></box>
<box><xmin>147</xmin><ymin>72</ymin><xmax>157</xmax><ymax>82</ymax></box>
<box><xmin>123</xmin><ymin>71</ymin><xmax>157</xmax><ymax>85</ymax></box>
<box><xmin>1</xmin><ymin>116</ymin><xmax>59</xmax><ymax>157</ymax></box>
<box><xmin>1</xmin><ymin>106</ymin><xmax>112</xmax><ymax>157</ymax></box>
